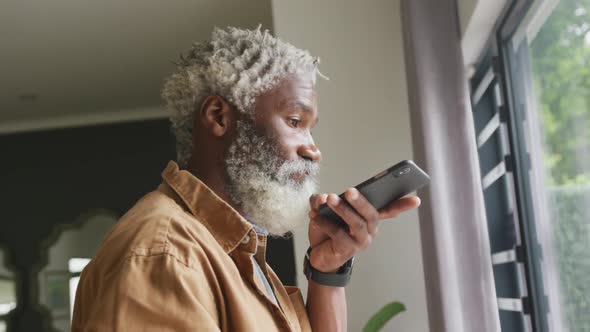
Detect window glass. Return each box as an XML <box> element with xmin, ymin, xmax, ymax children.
<box><xmin>514</xmin><ymin>0</ymin><xmax>590</xmax><ymax>330</ymax></box>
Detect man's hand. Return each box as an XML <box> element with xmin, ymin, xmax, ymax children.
<box><xmin>308</xmin><ymin>189</ymin><xmax>421</xmax><ymax>273</ymax></box>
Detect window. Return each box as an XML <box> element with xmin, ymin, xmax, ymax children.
<box><xmin>471</xmin><ymin>0</ymin><xmax>590</xmax><ymax>331</ymax></box>
<box><xmin>68</xmin><ymin>258</ymin><xmax>91</xmax><ymax>319</ymax></box>
<box><xmin>0</xmin><ymin>251</ymin><xmax>16</xmax><ymax>332</ymax></box>
<box><xmin>40</xmin><ymin>212</ymin><xmax>116</xmax><ymax>331</ymax></box>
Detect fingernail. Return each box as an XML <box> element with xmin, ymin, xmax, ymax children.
<box><xmin>415</xmin><ymin>196</ymin><xmax>422</xmax><ymax>206</ymax></box>
<box><xmin>328</xmin><ymin>195</ymin><xmax>339</xmax><ymax>206</ymax></box>
<box><xmin>349</xmin><ymin>188</ymin><xmax>359</xmax><ymax>200</ymax></box>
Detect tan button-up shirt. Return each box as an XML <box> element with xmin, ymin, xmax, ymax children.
<box><xmin>72</xmin><ymin>161</ymin><xmax>312</xmax><ymax>331</ymax></box>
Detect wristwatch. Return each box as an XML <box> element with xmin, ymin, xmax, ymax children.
<box><xmin>303</xmin><ymin>247</ymin><xmax>354</xmax><ymax>287</ymax></box>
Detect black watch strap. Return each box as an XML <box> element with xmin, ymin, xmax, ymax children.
<box><xmin>303</xmin><ymin>247</ymin><xmax>354</xmax><ymax>287</ymax></box>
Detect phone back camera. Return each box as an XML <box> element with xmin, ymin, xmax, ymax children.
<box><xmin>394</xmin><ymin>167</ymin><xmax>412</xmax><ymax>177</ymax></box>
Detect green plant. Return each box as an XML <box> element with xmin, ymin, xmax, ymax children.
<box><xmin>362</xmin><ymin>301</ymin><xmax>406</xmax><ymax>332</ymax></box>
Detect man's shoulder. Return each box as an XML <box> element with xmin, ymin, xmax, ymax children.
<box><xmin>93</xmin><ymin>189</ymin><xmax>223</xmax><ymax>271</ymax></box>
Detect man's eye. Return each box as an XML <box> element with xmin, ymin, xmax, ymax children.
<box><xmin>289</xmin><ymin>118</ymin><xmax>302</xmax><ymax>127</ymax></box>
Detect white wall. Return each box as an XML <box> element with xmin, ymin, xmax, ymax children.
<box><xmin>271</xmin><ymin>1</ymin><xmax>428</xmax><ymax>331</ymax></box>
<box><xmin>458</xmin><ymin>0</ymin><xmax>479</xmax><ymax>35</ymax></box>
<box><xmin>459</xmin><ymin>0</ymin><xmax>508</xmax><ymax>72</ymax></box>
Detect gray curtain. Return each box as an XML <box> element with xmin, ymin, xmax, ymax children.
<box><xmin>400</xmin><ymin>0</ymin><xmax>501</xmax><ymax>331</ymax></box>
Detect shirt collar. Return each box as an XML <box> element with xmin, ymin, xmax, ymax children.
<box><xmin>250</xmin><ymin>223</ymin><xmax>269</xmax><ymax>236</ymax></box>
<box><xmin>160</xmin><ymin>160</ymin><xmax>254</xmax><ymax>254</ymax></box>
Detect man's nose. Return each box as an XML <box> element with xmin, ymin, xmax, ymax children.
<box><xmin>298</xmin><ymin>143</ymin><xmax>322</xmax><ymax>163</ymax></box>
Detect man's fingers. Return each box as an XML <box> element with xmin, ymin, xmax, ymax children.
<box><xmin>379</xmin><ymin>196</ymin><xmax>421</xmax><ymax>219</ymax></box>
<box><xmin>309</xmin><ymin>193</ymin><xmax>329</xmax><ymax>210</ymax></box>
<box><xmin>344</xmin><ymin>188</ymin><xmax>380</xmax><ymax>234</ymax></box>
<box><xmin>311</xmin><ymin>212</ymin><xmax>346</xmax><ymax>239</ymax></box>
<box><xmin>309</xmin><ymin>194</ymin><xmax>319</xmax><ymax>208</ymax></box>
<box><xmin>326</xmin><ymin>194</ymin><xmax>368</xmax><ymax>237</ymax></box>
<box><xmin>311</xmin><ymin>214</ymin><xmax>359</xmax><ymax>259</ymax></box>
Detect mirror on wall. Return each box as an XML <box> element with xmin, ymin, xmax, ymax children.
<box><xmin>0</xmin><ymin>249</ymin><xmax>16</xmax><ymax>332</ymax></box>
<box><xmin>38</xmin><ymin>211</ymin><xmax>117</xmax><ymax>331</ymax></box>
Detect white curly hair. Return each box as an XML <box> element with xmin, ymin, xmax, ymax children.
<box><xmin>162</xmin><ymin>26</ymin><xmax>325</xmax><ymax>168</ymax></box>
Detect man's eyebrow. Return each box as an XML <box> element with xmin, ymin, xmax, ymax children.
<box><xmin>279</xmin><ymin>99</ymin><xmax>319</xmax><ymax>125</ymax></box>
<box><xmin>279</xmin><ymin>99</ymin><xmax>314</xmax><ymax>114</ymax></box>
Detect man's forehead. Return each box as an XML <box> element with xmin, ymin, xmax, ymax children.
<box><xmin>277</xmin><ymin>74</ymin><xmax>317</xmax><ymax>101</ymax></box>
<box><xmin>253</xmin><ymin>72</ymin><xmax>319</xmax><ymax>117</ymax></box>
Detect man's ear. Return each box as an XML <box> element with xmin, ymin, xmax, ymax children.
<box><xmin>199</xmin><ymin>95</ymin><xmax>234</xmax><ymax>137</ymax></box>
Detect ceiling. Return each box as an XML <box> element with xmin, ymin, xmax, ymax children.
<box><xmin>0</xmin><ymin>0</ymin><xmax>273</xmax><ymax>134</ymax></box>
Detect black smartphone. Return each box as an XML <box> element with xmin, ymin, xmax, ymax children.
<box><xmin>318</xmin><ymin>160</ymin><xmax>430</xmax><ymax>227</ymax></box>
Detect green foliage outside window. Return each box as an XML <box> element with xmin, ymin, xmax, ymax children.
<box><xmin>548</xmin><ymin>186</ymin><xmax>590</xmax><ymax>331</ymax></box>
<box><xmin>530</xmin><ymin>0</ymin><xmax>590</xmax><ymax>186</ymax></box>
<box><xmin>530</xmin><ymin>0</ymin><xmax>590</xmax><ymax>330</ymax></box>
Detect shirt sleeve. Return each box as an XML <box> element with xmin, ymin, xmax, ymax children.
<box><xmin>72</xmin><ymin>252</ymin><xmax>221</xmax><ymax>332</ymax></box>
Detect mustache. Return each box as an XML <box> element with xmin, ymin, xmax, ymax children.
<box><xmin>277</xmin><ymin>158</ymin><xmax>320</xmax><ymax>181</ymax></box>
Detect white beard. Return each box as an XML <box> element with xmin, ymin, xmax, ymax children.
<box><xmin>225</xmin><ymin>119</ymin><xmax>320</xmax><ymax>237</ymax></box>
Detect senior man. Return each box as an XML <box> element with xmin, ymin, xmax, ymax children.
<box><xmin>72</xmin><ymin>26</ymin><xmax>420</xmax><ymax>331</ymax></box>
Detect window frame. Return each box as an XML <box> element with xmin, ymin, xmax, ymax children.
<box><xmin>469</xmin><ymin>0</ymin><xmax>556</xmax><ymax>331</ymax></box>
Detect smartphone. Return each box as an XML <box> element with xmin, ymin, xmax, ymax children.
<box><xmin>318</xmin><ymin>160</ymin><xmax>430</xmax><ymax>227</ymax></box>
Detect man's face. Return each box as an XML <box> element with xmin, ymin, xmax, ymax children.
<box><xmin>251</xmin><ymin>71</ymin><xmax>321</xmax><ymax>169</ymax></box>
<box><xmin>224</xmin><ymin>72</ymin><xmax>321</xmax><ymax>236</ymax></box>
